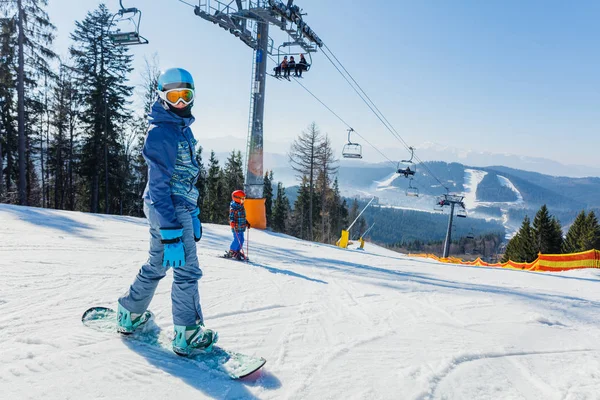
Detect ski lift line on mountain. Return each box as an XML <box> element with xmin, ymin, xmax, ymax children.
<box><xmin>342</xmin><ymin>128</ymin><xmax>362</xmax><ymax>159</ymax></box>
<box><xmin>109</xmin><ymin>0</ymin><xmax>148</xmax><ymax>46</ymax></box>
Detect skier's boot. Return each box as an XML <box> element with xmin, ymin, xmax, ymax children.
<box><xmin>172</xmin><ymin>323</ymin><xmax>219</xmax><ymax>356</ymax></box>
<box><xmin>116</xmin><ymin>303</ymin><xmax>147</xmax><ymax>334</ymax></box>
<box><xmin>224</xmin><ymin>250</ymin><xmax>238</xmax><ymax>259</ymax></box>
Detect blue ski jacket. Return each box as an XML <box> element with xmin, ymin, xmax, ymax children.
<box><xmin>142</xmin><ymin>100</ymin><xmax>200</xmax><ymax>230</ymax></box>
<box><xmin>229</xmin><ymin>201</ymin><xmax>248</xmax><ymax>232</ymax></box>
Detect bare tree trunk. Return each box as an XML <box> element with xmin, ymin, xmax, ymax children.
<box><xmin>0</xmin><ymin>134</ymin><xmax>3</xmax><ymax>200</ymax></box>
<box><xmin>45</xmin><ymin>74</ymin><xmax>50</xmax><ymax>208</ymax></box>
<box><xmin>308</xmin><ymin>147</ymin><xmax>314</xmax><ymax>241</ymax></box>
<box><xmin>104</xmin><ymin>140</ymin><xmax>108</xmax><ymax>213</ymax></box>
<box><xmin>17</xmin><ymin>0</ymin><xmax>26</xmax><ymax>205</ymax></box>
<box><xmin>40</xmin><ymin>109</ymin><xmax>45</xmax><ymax>207</ymax></box>
<box><xmin>67</xmin><ymin>124</ymin><xmax>74</xmax><ymax>210</ymax></box>
<box><xmin>92</xmin><ymin>173</ymin><xmax>98</xmax><ymax>213</ymax></box>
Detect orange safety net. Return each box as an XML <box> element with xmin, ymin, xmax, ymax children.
<box><xmin>408</xmin><ymin>250</ymin><xmax>600</xmax><ymax>272</ymax></box>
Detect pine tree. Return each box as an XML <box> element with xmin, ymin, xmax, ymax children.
<box><xmin>223</xmin><ymin>150</ymin><xmax>244</xmax><ymax>199</ymax></box>
<box><xmin>549</xmin><ymin>217</ymin><xmax>563</xmax><ymax>254</ymax></box>
<box><xmin>48</xmin><ymin>63</ymin><xmax>76</xmax><ymax>209</ymax></box>
<box><xmin>0</xmin><ymin>17</ymin><xmax>17</xmax><ymax>202</ymax></box>
<box><xmin>562</xmin><ymin>211</ymin><xmax>586</xmax><ymax>253</ymax></box>
<box><xmin>328</xmin><ymin>177</ymin><xmax>347</xmax><ymax>243</ymax></box>
<box><xmin>70</xmin><ymin>4</ymin><xmax>133</xmax><ymax>214</ymax></box>
<box><xmin>291</xmin><ymin>177</ymin><xmax>311</xmax><ymax>240</ymax></box>
<box><xmin>348</xmin><ymin>198</ymin><xmax>359</xmax><ymax>227</ymax></box>
<box><xmin>195</xmin><ymin>146</ymin><xmax>207</xmax><ymax>218</ymax></box>
<box><xmin>581</xmin><ymin>211</ymin><xmax>600</xmax><ymax>251</ymax></box>
<box><xmin>532</xmin><ymin>205</ymin><xmax>562</xmax><ymax>254</ymax></box>
<box><xmin>272</xmin><ymin>182</ymin><xmax>290</xmax><ymax>233</ymax></box>
<box><xmin>3</xmin><ymin>0</ymin><xmax>57</xmax><ymax>205</ymax></box>
<box><xmin>517</xmin><ymin>216</ymin><xmax>537</xmax><ymax>262</ymax></box>
<box><xmin>289</xmin><ymin>122</ymin><xmax>323</xmax><ymax>241</ymax></box>
<box><xmin>503</xmin><ymin>216</ymin><xmax>537</xmax><ymax>262</ymax></box>
<box><xmin>315</xmin><ymin>134</ymin><xmax>338</xmax><ymax>242</ymax></box>
<box><xmin>203</xmin><ymin>151</ymin><xmax>226</xmax><ymax>223</ymax></box>
<box><xmin>129</xmin><ymin>56</ymin><xmax>160</xmax><ymax>216</ymax></box>
<box><xmin>263</xmin><ymin>170</ymin><xmax>273</xmax><ymax>227</ymax></box>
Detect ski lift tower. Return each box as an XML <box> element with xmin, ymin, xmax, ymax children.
<box><xmin>437</xmin><ymin>194</ymin><xmax>467</xmax><ymax>258</ymax></box>
<box><xmin>193</xmin><ymin>0</ymin><xmax>323</xmax><ymax>228</ymax></box>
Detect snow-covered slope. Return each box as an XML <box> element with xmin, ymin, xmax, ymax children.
<box><xmin>2</xmin><ymin>204</ymin><xmax>600</xmax><ymax>399</ymax></box>
<box><xmin>462</xmin><ymin>169</ymin><xmax>527</xmax><ymax>236</ymax></box>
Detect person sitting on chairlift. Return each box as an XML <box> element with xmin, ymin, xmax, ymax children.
<box><xmin>285</xmin><ymin>56</ymin><xmax>296</xmax><ymax>78</ymax></box>
<box><xmin>398</xmin><ymin>166</ymin><xmax>412</xmax><ymax>177</ymax></box>
<box><xmin>274</xmin><ymin>56</ymin><xmax>288</xmax><ymax>77</ymax></box>
<box><xmin>295</xmin><ymin>54</ymin><xmax>308</xmax><ymax>77</ymax></box>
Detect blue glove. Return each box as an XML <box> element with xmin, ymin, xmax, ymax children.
<box><xmin>191</xmin><ymin>207</ymin><xmax>202</xmax><ymax>242</ymax></box>
<box><xmin>160</xmin><ymin>228</ymin><xmax>185</xmax><ymax>268</ymax></box>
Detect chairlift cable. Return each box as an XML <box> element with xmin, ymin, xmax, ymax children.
<box><xmin>174</xmin><ymin>0</ymin><xmax>196</xmax><ymax>8</ymax></box>
<box><xmin>322</xmin><ymin>44</ymin><xmax>411</xmax><ymax>151</ymax></box>
<box><xmin>319</xmin><ymin>44</ymin><xmax>450</xmax><ymax>193</ymax></box>
<box><xmin>287</xmin><ymin>62</ymin><xmax>397</xmax><ymax>169</ymax></box>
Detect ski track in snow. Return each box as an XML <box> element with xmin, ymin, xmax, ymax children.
<box><xmin>462</xmin><ymin>169</ymin><xmax>488</xmax><ymax>210</ymax></box>
<box><xmin>3</xmin><ymin>204</ymin><xmax>600</xmax><ymax>399</ymax></box>
<box><xmin>375</xmin><ymin>172</ymin><xmax>401</xmax><ymax>190</ymax></box>
<box><xmin>463</xmin><ymin>169</ymin><xmax>527</xmax><ymax>237</ymax></box>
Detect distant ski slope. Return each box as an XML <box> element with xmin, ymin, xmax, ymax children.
<box><xmin>1</xmin><ymin>204</ymin><xmax>600</xmax><ymax>399</ymax></box>
<box><xmin>463</xmin><ymin>168</ymin><xmax>526</xmax><ymax>236</ymax></box>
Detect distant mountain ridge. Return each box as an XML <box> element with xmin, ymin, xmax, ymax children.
<box><xmin>207</xmin><ymin>148</ymin><xmax>599</xmax><ymax>239</ymax></box>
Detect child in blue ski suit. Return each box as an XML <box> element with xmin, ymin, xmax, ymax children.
<box><xmin>117</xmin><ymin>68</ymin><xmax>216</xmax><ymax>356</ymax></box>
<box><xmin>227</xmin><ymin>189</ymin><xmax>250</xmax><ymax>260</ymax></box>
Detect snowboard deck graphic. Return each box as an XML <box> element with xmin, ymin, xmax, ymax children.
<box><xmin>82</xmin><ymin>307</ymin><xmax>266</xmax><ymax>379</ymax></box>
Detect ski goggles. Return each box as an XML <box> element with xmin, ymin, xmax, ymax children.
<box><xmin>158</xmin><ymin>88</ymin><xmax>195</xmax><ymax>106</ymax></box>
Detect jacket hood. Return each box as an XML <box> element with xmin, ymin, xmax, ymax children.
<box><xmin>149</xmin><ymin>99</ymin><xmax>195</xmax><ymax>128</ymax></box>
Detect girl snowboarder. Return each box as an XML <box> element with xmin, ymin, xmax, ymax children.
<box><xmin>116</xmin><ymin>68</ymin><xmax>217</xmax><ymax>356</ymax></box>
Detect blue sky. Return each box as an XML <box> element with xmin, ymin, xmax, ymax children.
<box><xmin>47</xmin><ymin>1</ymin><xmax>599</xmax><ymax>170</ymax></box>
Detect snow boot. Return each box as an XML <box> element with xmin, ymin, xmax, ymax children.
<box><xmin>116</xmin><ymin>303</ymin><xmax>148</xmax><ymax>334</ymax></box>
<box><xmin>172</xmin><ymin>323</ymin><xmax>218</xmax><ymax>356</ymax></box>
<box><xmin>224</xmin><ymin>250</ymin><xmax>238</xmax><ymax>259</ymax></box>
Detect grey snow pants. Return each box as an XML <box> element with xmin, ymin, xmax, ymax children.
<box><xmin>118</xmin><ymin>200</ymin><xmax>204</xmax><ymax>326</ymax></box>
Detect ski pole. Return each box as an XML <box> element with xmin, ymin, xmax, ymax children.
<box><xmin>246</xmin><ymin>228</ymin><xmax>249</xmax><ymax>263</ymax></box>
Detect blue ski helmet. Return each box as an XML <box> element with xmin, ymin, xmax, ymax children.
<box><xmin>157</xmin><ymin>68</ymin><xmax>195</xmax><ymax>92</ymax></box>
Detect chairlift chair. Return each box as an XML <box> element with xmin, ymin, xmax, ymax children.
<box><xmin>456</xmin><ymin>207</ymin><xmax>467</xmax><ymax>218</ymax></box>
<box><xmin>433</xmin><ymin>197</ymin><xmax>445</xmax><ymax>212</ymax></box>
<box><xmin>406</xmin><ymin>178</ymin><xmax>419</xmax><ymax>197</ymax></box>
<box><xmin>342</xmin><ymin>128</ymin><xmax>362</xmax><ymax>159</ymax></box>
<box><xmin>272</xmin><ymin>41</ymin><xmax>312</xmax><ymax>79</ymax></box>
<box><xmin>109</xmin><ymin>1</ymin><xmax>148</xmax><ymax>46</ymax></box>
<box><xmin>466</xmin><ymin>228</ymin><xmax>475</xmax><ymax>240</ymax></box>
<box><xmin>397</xmin><ymin>146</ymin><xmax>416</xmax><ymax>177</ymax></box>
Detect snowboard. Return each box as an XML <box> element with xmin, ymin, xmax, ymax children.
<box><xmin>81</xmin><ymin>307</ymin><xmax>266</xmax><ymax>379</ymax></box>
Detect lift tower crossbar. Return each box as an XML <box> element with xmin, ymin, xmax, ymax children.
<box><xmin>437</xmin><ymin>194</ymin><xmax>467</xmax><ymax>258</ymax></box>
<box><xmin>193</xmin><ymin>0</ymin><xmax>323</xmax><ymax>201</ymax></box>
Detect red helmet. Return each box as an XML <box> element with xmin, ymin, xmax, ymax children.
<box><xmin>232</xmin><ymin>189</ymin><xmax>246</xmax><ymax>204</ymax></box>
